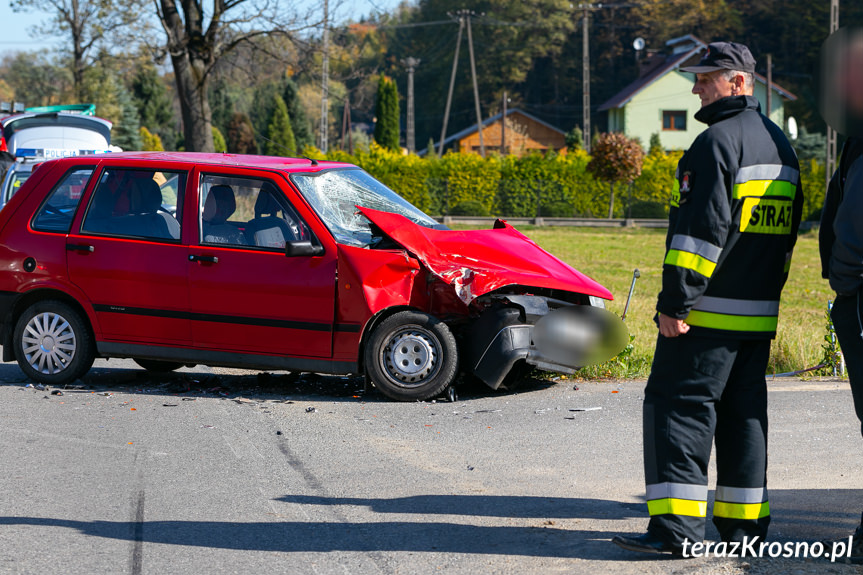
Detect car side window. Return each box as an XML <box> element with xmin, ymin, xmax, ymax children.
<box><xmin>31</xmin><ymin>167</ymin><xmax>95</xmax><ymax>233</ymax></box>
<box><xmin>199</xmin><ymin>174</ymin><xmax>311</xmax><ymax>250</ymax></box>
<box><xmin>81</xmin><ymin>168</ymin><xmax>186</xmax><ymax>241</ymax></box>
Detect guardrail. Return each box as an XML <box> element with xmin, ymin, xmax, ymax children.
<box><xmin>433</xmin><ymin>216</ymin><xmax>821</xmax><ymax>231</ymax></box>
<box><xmin>434</xmin><ymin>216</ymin><xmax>669</xmax><ymax>228</ymax></box>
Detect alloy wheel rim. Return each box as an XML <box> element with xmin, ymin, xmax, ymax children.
<box><xmin>22</xmin><ymin>312</ymin><xmax>77</xmax><ymax>375</ymax></box>
<box><xmin>382</xmin><ymin>327</ymin><xmax>440</xmax><ymax>386</ymax></box>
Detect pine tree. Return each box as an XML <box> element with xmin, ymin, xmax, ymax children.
<box><xmin>131</xmin><ymin>66</ymin><xmax>173</xmax><ymax>136</ymax></box>
<box><xmin>113</xmin><ymin>85</ymin><xmax>143</xmax><ymax>151</ymax></box>
<box><xmin>264</xmin><ymin>95</ymin><xmax>296</xmax><ymax>156</ymax></box>
<box><xmin>283</xmin><ymin>77</ymin><xmax>312</xmax><ymax>151</ymax></box>
<box><xmin>374</xmin><ymin>75</ymin><xmax>400</xmax><ymax>151</ymax></box>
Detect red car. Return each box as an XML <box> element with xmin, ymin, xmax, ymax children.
<box><xmin>0</xmin><ymin>153</ymin><xmax>622</xmax><ymax>401</ymax></box>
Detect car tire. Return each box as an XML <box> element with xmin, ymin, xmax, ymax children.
<box><xmin>133</xmin><ymin>359</ymin><xmax>184</xmax><ymax>373</ymax></box>
<box><xmin>13</xmin><ymin>300</ymin><xmax>95</xmax><ymax>385</ymax></box>
<box><xmin>364</xmin><ymin>310</ymin><xmax>458</xmax><ymax>401</ymax></box>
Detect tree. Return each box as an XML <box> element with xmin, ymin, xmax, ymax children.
<box><xmin>264</xmin><ymin>95</ymin><xmax>296</xmax><ymax>156</ymax></box>
<box><xmin>132</xmin><ymin>65</ymin><xmax>174</xmax><ymax>136</ymax></box>
<box><xmin>11</xmin><ymin>0</ymin><xmax>137</xmax><ymax>100</ymax></box>
<box><xmin>283</xmin><ymin>77</ymin><xmax>312</xmax><ymax>150</ymax></box>
<box><xmin>565</xmin><ymin>126</ymin><xmax>584</xmax><ymax>152</ymax></box>
<box><xmin>112</xmin><ymin>84</ymin><xmax>144</xmax><ymax>150</ymax></box>
<box><xmin>212</xmin><ymin>126</ymin><xmax>227</xmax><ymax>153</ymax></box>
<box><xmin>374</xmin><ymin>75</ymin><xmax>400</xmax><ymax>151</ymax></box>
<box><xmin>154</xmin><ymin>0</ymin><xmax>305</xmax><ymax>152</ymax></box>
<box><xmin>587</xmin><ymin>133</ymin><xmax>645</xmax><ymax>219</ymax></box>
<box><xmin>227</xmin><ymin>112</ymin><xmax>258</xmax><ymax>154</ymax></box>
<box><xmin>139</xmin><ymin>126</ymin><xmax>165</xmax><ymax>151</ymax></box>
<box><xmin>1</xmin><ymin>52</ymin><xmax>72</xmax><ymax>105</ymax></box>
<box><xmin>648</xmin><ymin>133</ymin><xmax>663</xmax><ymax>156</ymax></box>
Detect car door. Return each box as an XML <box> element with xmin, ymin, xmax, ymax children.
<box><xmin>66</xmin><ymin>165</ymin><xmax>192</xmax><ymax>345</ymax></box>
<box><xmin>186</xmin><ymin>168</ymin><xmax>336</xmax><ymax>358</ymax></box>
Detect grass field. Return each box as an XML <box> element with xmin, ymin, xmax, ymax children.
<box><xmin>469</xmin><ymin>225</ymin><xmax>835</xmax><ymax>378</ymax></box>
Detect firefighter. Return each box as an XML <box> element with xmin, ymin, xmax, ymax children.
<box><xmin>612</xmin><ymin>42</ymin><xmax>803</xmax><ymax>555</ymax></box>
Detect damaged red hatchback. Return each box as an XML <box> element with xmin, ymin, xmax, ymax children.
<box><xmin>0</xmin><ymin>153</ymin><xmax>624</xmax><ymax>400</ymax></box>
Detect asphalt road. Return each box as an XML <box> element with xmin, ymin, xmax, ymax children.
<box><xmin>1</xmin><ymin>359</ymin><xmax>862</xmax><ymax>575</ymax></box>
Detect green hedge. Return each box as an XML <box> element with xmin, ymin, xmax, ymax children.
<box><xmin>313</xmin><ymin>144</ymin><xmax>820</xmax><ymax>219</ymax></box>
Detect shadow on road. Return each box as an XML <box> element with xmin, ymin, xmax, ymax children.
<box><xmin>0</xmin><ymin>361</ymin><xmax>559</xmax><ymax>403</ymax></box>
<box><xmin>0</xmin><ymin>491</ymin><xmax>859</xmax><ymax>561</ymax></box>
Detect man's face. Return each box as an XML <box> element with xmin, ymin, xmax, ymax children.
<box><xmin>692</xmin><ymin>71</ymin><xmax>736</xmax><ymax>108</ymax></box>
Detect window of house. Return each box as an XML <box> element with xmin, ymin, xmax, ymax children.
<box><xmin>662</xmin><ymin>110</ymin><xmax>687</xmax><ymax>131</ymax></box>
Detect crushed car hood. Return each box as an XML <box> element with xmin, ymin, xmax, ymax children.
<box><xmin>358</xmin><ymin>207</ymin><xmax>614</xmax><ymax>304</ymax></box>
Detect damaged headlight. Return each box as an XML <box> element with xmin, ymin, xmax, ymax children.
<box><xmin>533</xmin><ymin>305</ymin><xmax>627</xmax><ymax>367</ymax></box>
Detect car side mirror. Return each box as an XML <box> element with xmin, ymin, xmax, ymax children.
<box><xmin>285</xmin><ymin>240</ymin><xmax>324</xmax><ymax>257</ymax></box>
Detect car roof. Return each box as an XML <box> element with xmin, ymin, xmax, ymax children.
<box><xmin>84</xmin><ymin>151</ymin><xmax>356</xmax><ymax>173</ymax></box>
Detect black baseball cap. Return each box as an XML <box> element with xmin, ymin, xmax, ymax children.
<box><xmin>681</xmin><ymin>42</ymin><xmax>757</xmax><ymax>74</ymax></box>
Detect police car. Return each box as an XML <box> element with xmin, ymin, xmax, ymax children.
<box><xmin>0</xmin><ymin>111</ymin><xmax>113</xmax><ymax>210</ymax></box>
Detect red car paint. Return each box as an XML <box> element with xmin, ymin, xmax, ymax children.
<box><xmin>0</xmin><ymin>152</ymin><xmax>619</xmax><ymax>399</ymax></box>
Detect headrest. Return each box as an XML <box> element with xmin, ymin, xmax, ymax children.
<box><xmin>129</xmin><ymin>177</ymin><xmax>162</xmax><ymax>214</ymax></box>
<box><xmin>254</xmin><ymin>190</ymin><xmax>282</xmax><ymax>218</ymax></box>
<box><xmin>203</xmin><ymin>185</ymin><xmax>237</xmax><ymax>224</ymax></box>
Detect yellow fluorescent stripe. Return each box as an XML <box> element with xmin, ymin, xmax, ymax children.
<box><xmin>733</xmin><ymin>180</ymin><xmax>797</xmax><ymax>200</ymax></box>
<box><xmin>664</xmin><ymin>249</ymin><xmax>716</xmax><ymax>277</ymax></box>
<box><xmin>647</xmin><ymin>498</ymin><xmax>708</xmax><ymax>518</ymax></box>
<box><xmin>686</xmin><ymin>310</ymin><xmax>778</xmax><ymax>332</ymax></box>
<box><xmin>671</xmin><ymin>179</ymin><xmax>680</xmax><ymax>208</ymax></box>
<box><xmin>713</xmin><ymin>501</ymin><xmax>770</xmax><ymax>520</ymax></box>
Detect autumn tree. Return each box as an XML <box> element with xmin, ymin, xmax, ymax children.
<box><xmin>374</xmin><ymin>75</ymin><xmax>400</xmax><ymax>151</ymax></box>
<box><xmin>227</xmin><ymin>112</ymin><xmax>258</xmax><ymax>154</ymax></box>
<box><xmin>587</xmin><ymin>133</ymin><xmax>645</xmax><ymax>219</ymax></box>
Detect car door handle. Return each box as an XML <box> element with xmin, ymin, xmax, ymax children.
<box><xmin>66</xmin><ymin>243</ymin><xmax>94</xmax><ymax>252</ymax></box>
<box><xmin>189</xmin><ymin>254</ymin><xmax>219</xmax><ymax>264</ymax></box>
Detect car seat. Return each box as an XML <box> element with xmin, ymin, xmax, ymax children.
<box><xmin>124</xmin><ymin>178</ymin><xmax>181</xmax><ymax>239</ymax></box>
<box><xmin>243</xmin><ymin>190</ymin><xmax>299</xmax><ymax>248</ymax></box>
<box><xmin>202</xmin><ymin>185</ymin><xmax>245</xmax><ymax>245</ymax></box>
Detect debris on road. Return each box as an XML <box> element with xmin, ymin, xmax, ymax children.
<box><xmin>570</xmin><ymin>407</ymin><xmax>602</xmax><ymax>412</ymax></box>
<box><xmin>162</xmin><ymin>403</ymin><xmax>178</xmax><ymax>407</ymax></box>
<box><xmin>306</xmin><ymin>406</ymin><xmax>317</xmax><ymax>413</ymax></box>
<box><xmin>51</xmin><ymin>390</ymin><xmax>63</xmax><ymax>396</ymax></box>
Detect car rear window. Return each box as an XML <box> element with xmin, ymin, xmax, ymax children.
<box><xmin>31</xmin><ymin>166</ymin><xmax>95</xmax><ymax>233</ymax></box>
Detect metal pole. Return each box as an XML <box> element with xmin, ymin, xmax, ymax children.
<box><xmin>501</xmin><ymin>91</ymin><xmax>507</xmax><ymax>154</ymax></box>
<box><xmin>621</xmin><ymin>268</ymin><xmax>640</xmax><ymax>322</ymax></box>
<box><xmin>438</xmin><ymin>15</ymin><xmax>464</xmax><ymax>158</ymax></box>
<box><xmin>346</xmin><ymin>96</ymin><xmax>353</xmax><ymax>155</ymax></box>
<box><xmin>320</xmin><ymin>0</ymin><xmax>330</xmax><ymax>153</ymax></box>
<box><xmin>402</xmin><ymin>57</ymin><xmax>420</xmax><ymax>153</ymax></box>
<box><xmin>826</xmin><ymin>0</ymin><xmax>840</xmax><ymax>188</ymax></box>
<box><xmin>582</xmin><ymin>3</ymin><xmax>591</xmax><ymax>154</ymax></box>
<box><xmin>466</xmin><ymin>11</ymin><xmax>485</xmax><ymax>157</ymax></box>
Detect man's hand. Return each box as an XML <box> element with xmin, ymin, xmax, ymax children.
<box><xmin>658</xmin><ymin>313</ymin><xmax>690</xmax><ymax>338</ymax></box>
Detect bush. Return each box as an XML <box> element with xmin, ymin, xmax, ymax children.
<box><xmin>539</xmin><ymin>200</ymin><xmax>574</xmax><ymax>217</ymax></box>
<box><xmin>627</xmin><ymin>200</ymin><xmax>667</xmax><ymax>218</ymax></box>
<box><xmin>448</xmin><ymin>200</ymin><xmax>491</xmax><ymax>216</ymax></box>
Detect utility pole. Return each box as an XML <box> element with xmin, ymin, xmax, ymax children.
<box><xmin>320</xmin><ymin>0</ymin><xmax>330</xmax><ymax>153</ymax></box>
<box><xmin>501</xmin><ymin>91</ymin><xmax>508</xmax><ymax>154</ymax></box>
<box><xmin>581</xmin><ymin>3</ymin><xmax>591</xmax><ymax>153</ymax></box>
<box><xmin>402</xmin><ymin>57</ymin><xmax>421</xmax><ymax>153</ymax></box>
<box><xmin>340</xmin><ymin>94</ymin><xmax>353</xmax><ymax>154</ymax></box>
<box><xmin>465</xmin><ymin>11</ymin><xmax>485</xmax><ymax>157</ymax></box>
<box><xmin>438</xmin><ymin>14</ymin><xmax>465</xmax><ymax>157</ymax></box>
<box><xmin>826</xmin><ymin>0</ymin><xmax>840</xmax><ymax>187</ymax></box>
<box><xmin>766</xmin><ymin>53</ymin><xmax>773</xmax><ymax>120</ymax></box>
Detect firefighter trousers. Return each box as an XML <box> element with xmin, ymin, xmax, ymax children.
<box><xmin>643</xmin><ymin>334</ymin><xmax>771</xmax><ymax>548</ymax></box>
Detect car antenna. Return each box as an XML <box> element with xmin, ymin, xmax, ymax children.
<box><xmin>303</xmin><ymin>156</ymin><xmax>319</xmax><ymax>167</ymax></box>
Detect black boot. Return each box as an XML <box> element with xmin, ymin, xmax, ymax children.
<box><xmin>612</xmin><ymin>532</ymin><xmax>683</xmax><ymax>556</ymax></box>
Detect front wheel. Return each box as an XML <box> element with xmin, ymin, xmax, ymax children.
<box><xmin>364</xmin><ymin>311</ymin><xmax>459</xmax><ymax>401</ymax></box>
<box><xmin>13</xmin><ymin>300</ymin><xmax>95</xmax><ymax>385</ymax></box>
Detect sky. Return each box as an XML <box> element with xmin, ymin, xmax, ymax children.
<box><xmin>0</xmin><ymin>0</ymin><xmax>406</xmax><ymax>56</ymax></box>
